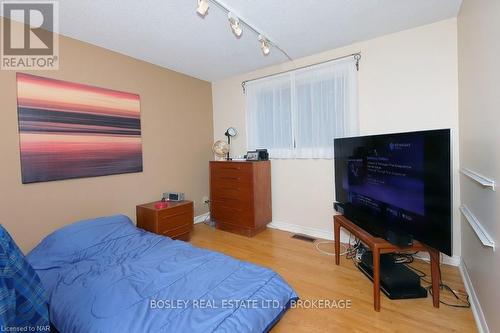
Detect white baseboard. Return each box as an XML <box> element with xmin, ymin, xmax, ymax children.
<box><xmin>414</xmin><ymin>252</ymin><xmax>461</xmax><ymax>267</ymax></box>
<box><xmin>197</xmin><ymin>217</ymin><xmax>460</xmax><ymax>266</ymax></box>
<box><xmin>194</xmin><ymin>216</ymin><xmax>349</xmax><ymax>242</ymax></box>
<box><xmin>268</xmin><ymin>220</ymin><xmax>351</xmax><ymax>243</ymax></box>
<box><xmin>266</xmin><ymin>221</ymin><xmax>464</xmax><ymax>268</ymax></box>
<box><xmin>194</xmin><ymin>212</ymin><xmax>210</xmax><ymax>224</ymax></box>
<box><xmin>459</xmin><ymin>258</ymin><xmax>489</xmax><ymax>333</ymax></box>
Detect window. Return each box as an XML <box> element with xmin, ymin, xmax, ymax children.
<box><xmin>245</xmin><ymin>57</ymin><xmax>358</xmax><ymax>159</ymax></box>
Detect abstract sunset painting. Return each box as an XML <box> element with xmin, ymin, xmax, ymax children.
<box><xmin>16</xmin><ymin>73</ymin><xmax>143</xmax><ymax>183</ymax></box>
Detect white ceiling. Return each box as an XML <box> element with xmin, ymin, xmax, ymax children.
<box><xmin>55</xmin><ymin>1</ymin><xmax>461</xmax><ymax>81</ymax></box>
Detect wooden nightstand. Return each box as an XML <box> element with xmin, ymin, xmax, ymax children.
<box><xmin>136</xmin><ymin>200</ymin><xmax>194</xmax><ymax>241</ymax></box>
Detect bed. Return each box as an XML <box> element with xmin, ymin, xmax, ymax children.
<box><xmin>26</xmin><ymin>215</ymin><xmax>297</xmax><ymax>333</ymax></box>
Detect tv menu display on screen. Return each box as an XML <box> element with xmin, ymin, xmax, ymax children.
<box><xmin>334</xmin><ymin>129</ymin><xmax>452</xmax><ymax>256</ymax></box>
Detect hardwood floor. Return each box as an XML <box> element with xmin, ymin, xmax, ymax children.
<box><xmin>190</xmin><ymin>223</ymin><xmax>477</xmax><ymax>333</ymax></box>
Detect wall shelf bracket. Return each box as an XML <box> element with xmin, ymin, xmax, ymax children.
<box><xmin>460</xmin><ymin>168</ymin><xmax>495</xmax><ymax>191</ymax></box>
<box><xmin>460</xmin><ymin>205</ymin><xmax>495</xmax><ymax>250</ymax></box>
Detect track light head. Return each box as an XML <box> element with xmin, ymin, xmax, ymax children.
<box><xmin>228</xmin><ymin>12</ymin><xmax>242</xmax><ymax>37</ymax></box>
<box><xmin>197</xmin><ymin>0</ymin><xmax>209</xmax><ymax>17</ymax></box>
<box><xmin>258</xmin><ymin>35</ymin><xmax>270</xmax><ymax>56</ymax></box>
<box><xmin>195</xmin><ymin>0</ymin><xmax>290</xmax><ymax>60</ymax></box>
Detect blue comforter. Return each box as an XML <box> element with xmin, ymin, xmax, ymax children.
<box><xmin>26</xmin><ymin>215</ymin><xmax>297</xmax><ymax>333</ymax></box>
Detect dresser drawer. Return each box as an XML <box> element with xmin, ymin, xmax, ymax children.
<box><xmin>210</xmin><ymin>177</ymin><xmax>253</xmax><ymax>190</ymax></box>
<box><xmin>211</xmin><ymin>196</ymin><xmax>251</xmax><ymax>211</ymax></box>
<box><xmin>211</xmin><ymin>205</ymin><xmax>253</xmax><ymax>227</ymax></box>
<box><xmin>211</xmin><ymin>164</ymin><xmax>253</xmax><ymax>184</ymax></box>
<box><xmin>211</xmin><ymin>185</ymin><xmax>252</xmax><ymax>201</ymax></box>
<box><xmin>211</xmin><ymin>173</ymin><xmax>252</xmax><ymax>185</ymax></box>
<box><xmin>211</xmin><ymin>162</ymin><xmax>252</xmax><ymax>172</ymax></box>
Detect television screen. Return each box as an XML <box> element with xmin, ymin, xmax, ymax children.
<box><xmin>334</xmin><ymin>129</ymin><xmax>452</xmax><ymax>256</ymax></box>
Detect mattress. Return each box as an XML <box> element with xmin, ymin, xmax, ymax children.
<box><xmin>27</xmin><ymin>215</ymin><xmax>297</xmax><ymax>333</ymax></box>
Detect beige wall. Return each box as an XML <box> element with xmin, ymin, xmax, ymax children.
<box><xmin>0</xmin><ymin>21</ymin><xmax>213</xmax><ymax>253</ymax></box>
<box><xmin>458</xmin><ymin>1</ymin><xmax>500</xmax><ymax>332</ymax></box>
<box><xmin>212</xmin><ymin>19</ymin><xmax>461</xmax><ymax>258</ymax></box>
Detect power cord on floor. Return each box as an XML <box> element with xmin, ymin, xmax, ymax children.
<box><xmin>314</xmin><ymin>232</ymin><xmax>358</xmax><ymax>257</ymax></box>
<box><xmin>428</xmin><ymin>283</ymin><xmax>471</xmax><ymax>308</ymax></box>
<box><xmin>314</xmin><ymin>241</ymin><xmax>348</xmax><ymax>256</ymax></box>
<box><xmin>403</xmin><ymin>253</ymin><xmax>470</xmax><ymax>308</ymax></box>
<box><xmin>348</xmin><ymin>247</ymin><xmax>471</xmax><ymax>308</ymax></box>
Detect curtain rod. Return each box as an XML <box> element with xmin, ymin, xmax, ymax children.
<box><xmin>241</xmin><ymin>52</ymin><xmax>361</xmax><ymax>93</ymax></box>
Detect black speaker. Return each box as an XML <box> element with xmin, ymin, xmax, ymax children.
<box><xmin>256</xmin><ymin>149</ymin><xmax>269</xmax><ymax>161</ymax></box>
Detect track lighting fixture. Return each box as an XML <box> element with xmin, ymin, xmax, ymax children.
<box><xmin>228</xmin><ymin>12</ymin><xmax>242</xmax><ymax>37</ymax></box>
<box><xmin>196</xmin><ymin>0</ymin><xmax>209</xmax><ymax>17</ymax></box>
<box><xmin>258</xmin><ymin>35</ymin><xmax>270</xmax><ymax>56</ymax></box>
<box><xmin>195</xmin><ymin>0</ymin><xmax>292</xmax><ymax>60</ymax></box>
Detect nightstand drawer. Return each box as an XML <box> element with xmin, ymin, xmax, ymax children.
<box><xmin>158</xmin><ymin>203</ymin><xmax>192</xmax><ymax>220</ymax></box>
<box><xmin>158</xmin><ymin>209</ymin><xmax>192</xmax><ymax>230</ymax></box>
<box><xmin>159</xmin><ymin>224</ymin><xmax>193</xmax><ymax>239</ymax></box>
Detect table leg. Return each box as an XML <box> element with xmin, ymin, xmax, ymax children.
<box><xmin>428</xmin><ymin>248</ymin><xmax>441</xmax><ymax>308</ymax></box>
<box><xmin>373</xmin><ymin>247</ymin><xmax>381</xmax><ymax>311</ymax></box>
<box><xmin>334</xmin><ymin>219</ymin><xmax>340</xmax><ymax>265</ymax></box>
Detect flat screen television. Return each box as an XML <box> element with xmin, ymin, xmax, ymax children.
<box><xmin>334</xmin><ymin>129</ymin><xmax>452</xmax><ymax>256</ymax></box>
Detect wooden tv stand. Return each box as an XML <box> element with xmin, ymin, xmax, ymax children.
<box><xmin>333</xmin><ymin>215</ymin><xmax>440</xmax><ymax>311</ymax></box>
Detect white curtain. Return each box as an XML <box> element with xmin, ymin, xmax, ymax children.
<box><xmin>246</xmin><ymin>57</ymin><xmax>358</xmax><ymax>159</ymax></box>
<box><xmin>245</xmin><ymin>73</ymin><xmax>293</xmax><ymax>158</ymax></box>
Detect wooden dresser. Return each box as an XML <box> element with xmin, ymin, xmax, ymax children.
<box><xmin>136</xmin><ymin>200</ymin><xmax>194</xmax><ymax>241</ymax></box>
<box><xmin>210</xmin><ymin>161</ymin><xmax>272</xmax><ymax>236</ymax></box>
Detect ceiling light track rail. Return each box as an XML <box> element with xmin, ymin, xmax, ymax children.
<box><xmin>197</xmin><ymin>0</ymin><xmax>293</xmax><ymax>60</ymax></box>
<box><xmin>241</xmin><ymin>52</ymin><xmax>361</xmax><ymax>93</ymax></box>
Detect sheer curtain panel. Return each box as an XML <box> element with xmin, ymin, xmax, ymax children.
<box><xmin>246</xmin><ymin>57</ymin><xmax>358</xmax><ymax>159</ymax></box>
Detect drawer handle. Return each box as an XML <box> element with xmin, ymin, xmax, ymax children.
<box><xmin>212</xmin><ymin>198</ymin><xmax>243</xmax><ymax>203</ymax></box>
<box><xmin>160</xmin><ymin>212</ymin><xmax>189</xmax><ymax>219</ymax></box>
<box><xmin>218</xmin><ymin>196</ymin><xmax>241</xmax><ymax>201</ymax></box>
<box><xmin>219</xmin><ymin>176</ymin><xmax>241</xmax><ymax>180</ymax></box>
<box><xmin>217</xmin><ymin>206</ymin><xmax>243</xmax><ymax>212</ymax></box>
<box><xmin>162</xmin><ymin>225</ymin><xmax>189</xmax><ymax>234</ymax></box>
